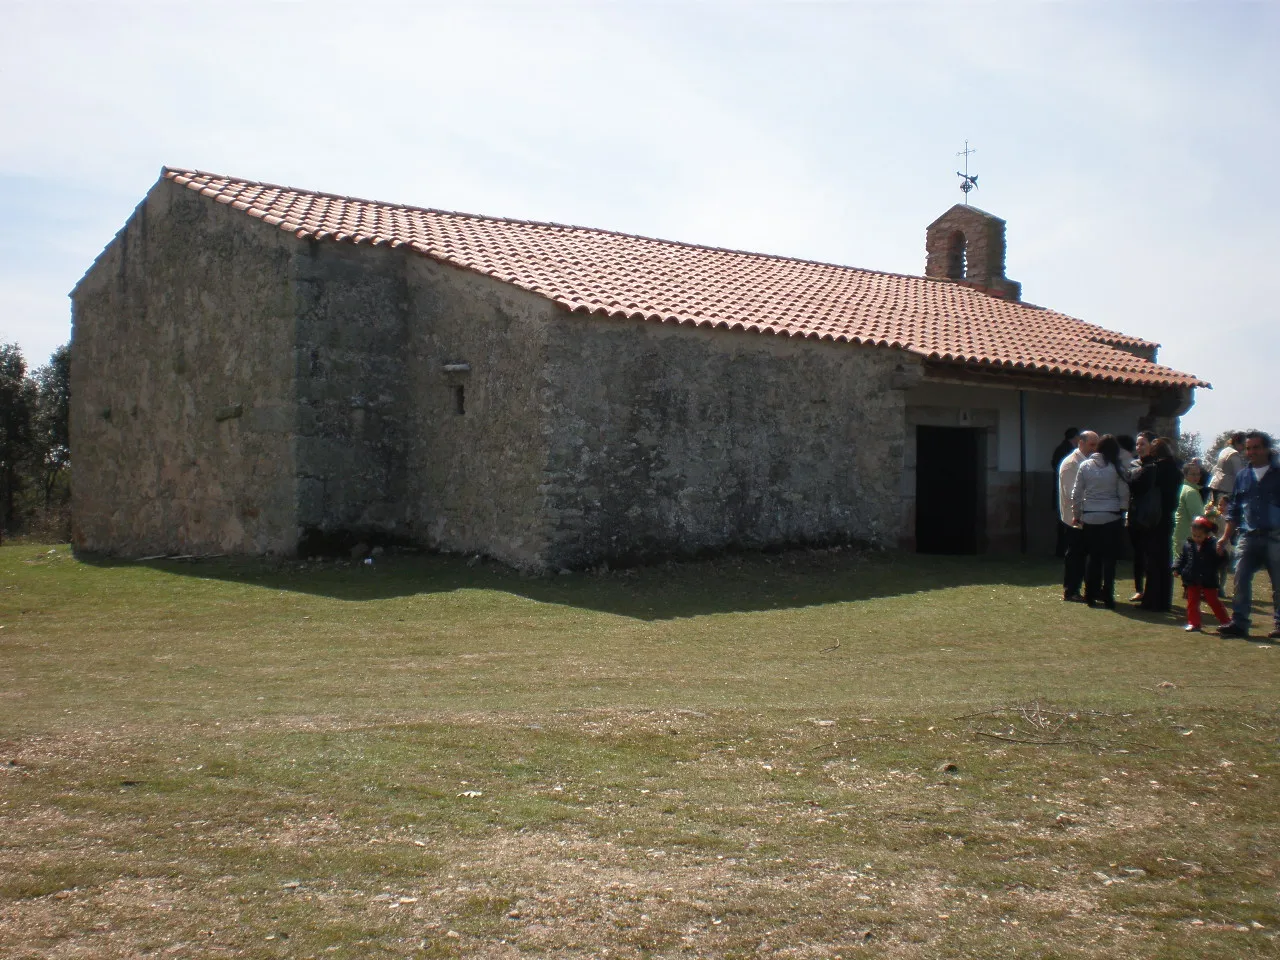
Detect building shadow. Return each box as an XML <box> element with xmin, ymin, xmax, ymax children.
<box><xmin>78</xmin><ymin>548</ymin><xmax>1061</xmax><ymax>622</ymax></box>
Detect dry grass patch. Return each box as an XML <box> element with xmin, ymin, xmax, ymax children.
<box><xmin>2</xmin><ymin>544</ymin><xmax>1278</xmax><ymax>958</ymax></box>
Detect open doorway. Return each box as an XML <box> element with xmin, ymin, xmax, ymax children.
<box><xmin>915</xmin><ymin>425</ymin><xmax>987</xmax><ymax>554</ymax></box>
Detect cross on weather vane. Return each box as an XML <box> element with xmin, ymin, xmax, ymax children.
<box><xmin>956</xmin><ymin>140</ymin><xmax>978</xmax><ymax>203</ymax></box>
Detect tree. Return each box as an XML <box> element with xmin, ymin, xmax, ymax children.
<box><xmin>30</xmin><ymin>344</ymin><xmax>71</xmax><ymax>508</ymax></box>
<box><xmin>1176</xmin><ymin>431</ymin><xmax>1203</xmax><ymax>465</ymax></box>
<box><xmin>0</xmin><ymin>343</ymin><xmax>36</xmax><ymax>531</ymax></box>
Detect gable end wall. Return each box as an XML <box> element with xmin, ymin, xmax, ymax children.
<box><xmin>70</xmin><ymin>179</ymin><xmax>299</xmax><ymax>555</ymax></box>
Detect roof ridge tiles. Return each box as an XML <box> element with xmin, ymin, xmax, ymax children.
<box><xmin>161</xmin><ymin>165</ymin><xmax>935</xmax><ymax>285</ymax></box>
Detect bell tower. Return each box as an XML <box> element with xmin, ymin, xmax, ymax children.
<box><xmin>925</xmin><ymin>204</ymin><xmax>1021</xmax><ymax>301</ymax></box>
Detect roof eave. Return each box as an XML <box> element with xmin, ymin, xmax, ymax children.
<box><xmin>918</xmin><ymin>356</ymin><xmax>1208</xmax><ymax>396</ymax></box>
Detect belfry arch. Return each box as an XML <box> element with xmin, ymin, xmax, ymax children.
<box><xmin>925</xmin><ymin>205</ymin><xmax>1020</xmax><ymax>300</ymax></box>
<box><xmin>945</xmin><ymin>229</ymin><xmax>967</xmax><ymax>280</ymax></box>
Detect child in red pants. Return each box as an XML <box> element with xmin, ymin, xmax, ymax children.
<box><xmin>1172</xmin><ymin>516</ymin><xmax>1230</xmax><ymax>632</ymax></box>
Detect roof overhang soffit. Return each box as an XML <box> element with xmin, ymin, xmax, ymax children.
<box><xmin>919</xmin><ymin>360</ymin><xmax>1200</xmax><ymax>405</ymax></box>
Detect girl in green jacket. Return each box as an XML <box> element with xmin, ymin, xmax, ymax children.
<box><xmin>1171</xmin><ymin>461</ymin><xmax>1205</xmax><ymax>556</ymax></box>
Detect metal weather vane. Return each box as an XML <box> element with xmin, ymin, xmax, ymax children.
<box><xmin>956</xmin><ymin>140</ymin><xmax>978</xmax><ymax>203</ymax></box>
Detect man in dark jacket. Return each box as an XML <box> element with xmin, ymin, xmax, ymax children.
<box><xmin>1218</xmin><ymin>431</ymin><xmax>1280</xmax><ymax>640</ymax></box>
<box><xmin>1129</xmin><ymin>436</ymin><xmax>1182</xmax><ymax>612</ymax></box>
<box><xmin>1125</xmin><ymin>432</ymin><xmax>1152</xmax><ymax>600</ymax></box>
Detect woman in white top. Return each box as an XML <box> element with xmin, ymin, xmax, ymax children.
<box><xmin>1208</xmin><ymin>432</ymin><xmax>1246</xmax><ymax>501</ymax></box>
<box><xmin>1071</xmin><ymin>434</ymin><xmax>1130</xmax><ymax>609</ymax></box>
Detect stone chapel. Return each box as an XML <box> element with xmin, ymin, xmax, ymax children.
<box><xmin>69</xmin><ymin>168</ymin><xmax>1205</xmax><ymax>568</ymax></box>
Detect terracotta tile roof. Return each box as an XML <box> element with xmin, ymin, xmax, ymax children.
<box><xmin>161</xmin><ymin>168</ymin><xmax>1206</xmax><ymax>390</ymax></box>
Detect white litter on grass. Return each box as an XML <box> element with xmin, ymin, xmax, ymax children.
<box><xmin>457</xmin><ymin>790</ymin><xmax>483</xmax><ymax>798</ymax></box>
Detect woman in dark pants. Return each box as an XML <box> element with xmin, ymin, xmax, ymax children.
<box><xmin>1071</xmin><ymin>434</ymin><xmax>1130</xmax><ymax>608</ymax></box>
<box><xmin>1129</xmin><ymin>437</ymin><xmax>1184</xmax><ymax>612</ymax></box>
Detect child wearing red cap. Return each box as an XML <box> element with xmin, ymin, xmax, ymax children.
<box><xmin>1172</xmin><ymin>516</ymin><xmax>1231</xmax><ymax>632</ymax></box>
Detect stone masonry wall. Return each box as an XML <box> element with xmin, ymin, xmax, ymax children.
<box><xmin>287</xmin><ymin>243</ymin><xmax>555</xmax><ymax>564</ymax></box>
<box><xmin>399</xmin><ymin>261</ymin><xmax>555</xmax><ymax>567</ymax></box>
<box><xmin>70</xmin><ymin>179</ymin><xmax>299</xmax><ymax>555</ymax></box>
<box><xmin>72</xmin><ymin>183</ymin><xmax>561</xmax><ymax>565</ymax></box>
<box><xmin>291</xmin><ymin>240</ymin><xmax>411</xmax><ymax>549</ymax></box>
<box><xmin>539</xmin><ymin>317</ymin><xmax>910</xmax><ymax>569</ymax></box>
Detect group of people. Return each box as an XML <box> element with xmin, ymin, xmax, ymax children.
<box><xmin>1054</xmin><ymin>428</ymin><xmax>1280</xmax><ymax>640</ymax></box>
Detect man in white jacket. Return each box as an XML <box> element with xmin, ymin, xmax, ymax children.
<box><xmin>1058</xmin><ymin>430</ymin><xmax>1098</xmax><ymax>601</ymax></box>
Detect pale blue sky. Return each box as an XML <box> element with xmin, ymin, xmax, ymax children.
<box><xmin>1</xmin><ymin>1</ymin><xmax>1276</xmax><ymax>445</ymax></box>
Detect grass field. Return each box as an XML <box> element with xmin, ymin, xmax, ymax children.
<box><xmin>1</xmin><ymin>542</ymin><xmax>1277</xmax><ymax>959</ymax></box>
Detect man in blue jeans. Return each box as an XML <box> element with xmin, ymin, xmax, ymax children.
<box><xmin>1218</xmin><ymin>431</ymin><xmax>1280</xmax><ymax>641</ymax></box>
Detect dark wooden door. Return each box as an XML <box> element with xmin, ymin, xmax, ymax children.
<box><xmin>915</xmin><ymin>425</ymin><xmax>986</xmax><ymax>554</ymax></box>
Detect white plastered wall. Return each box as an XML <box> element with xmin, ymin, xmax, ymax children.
<box><xmin>903</xmin><ymin>379</ymin><xmax>1150</xmax><ymax>552</ymax></box>
<box><xmin>906</xmin><ymin>382</ymin><xmax>1149</xmax><ymax>469</ymax></box>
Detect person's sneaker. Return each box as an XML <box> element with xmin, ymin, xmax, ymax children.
<box><xmin>1184</xmin><ymin>624</ymin><xmax>1201</xmax><ymax>632</ymax></box>
<box><xmin>1218</xmin><ymin>623</ymin><xmax>1248</xmax><ymax>638</ymax></box>
<box><xmin>1129</xmin><ymin>592</ymin><xmax>1144</xmax><ymax>603</ymax></box>
<box><xmin>1064</xmin><ymin>593</ymin><xmax>1087</xmax><ymax>603</ymax></box>
<box><xmin>1270</xmin><ymin>628</ymin><xmax>1280</xmax><ymax>641</ymax></box>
